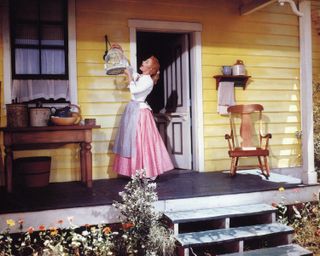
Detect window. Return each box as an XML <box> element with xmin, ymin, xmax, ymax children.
<box><xmin>10</xmin><ymin>0</ymin><xmax>70</xmax><ymax>103</ymax></box>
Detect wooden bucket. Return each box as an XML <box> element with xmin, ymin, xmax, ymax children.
<box><xmin>14</xmin><ymin>157</ymin><xmax>51</xmax><ymax>188</ymax></box>
<box><xmin>6</xmin><ymin>104</ymin><xmax>28</xmax><ymax>127</ymax></box>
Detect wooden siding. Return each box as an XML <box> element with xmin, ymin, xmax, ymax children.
<box><xmin>69</xmin><ymin>0</ymin><xmax>301</xmax><ymax>177</ymax></box>
<box><xmin>74</xmin><ymin>0</ymin><xmax>301</xmax><ymax>178</ymax></box>
<box><xmin>2</xmin><ymin>0</ymin><xmax>320</xmax><ymax>182</ymax></box>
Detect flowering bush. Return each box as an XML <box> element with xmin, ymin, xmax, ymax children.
<box><xmin>313</xmin><ymin>79</ymin><xmax>320</xmax><ymax>181</ymax></box>
<box><xmin>273</xmin><ymin>187</ymin><xmax>320</xmax><ymax>255</ymax></box>
<box><xmin>0</xmin><ymin>218</ymin><xmax>115</xmax><ymax>255</ymax></box>
<box><xmin>0</xmin><ymin>169</ymin><xmax>176</xmax><ymax>255</ymax></box>
<box><xmin>112</xmin><ymin>169</ymin><xmax>176</xmax><ymax>256</ymax></box>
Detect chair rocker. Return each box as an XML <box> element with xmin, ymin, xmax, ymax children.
<box><xmin>225</xmin><ymin>104</ymin><xmax>272</xmax><ymax>177</ymax></box>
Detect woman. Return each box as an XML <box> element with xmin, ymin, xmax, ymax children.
<box><xmin>113</xmin><ymin>55</ymin><xmax>174</xmax><ymax>179</ymax></box>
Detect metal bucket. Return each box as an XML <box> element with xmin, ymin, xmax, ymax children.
<box><xmin>29</xmin><ymin>107</ymin><xmax>52</xmax><ymax>127</ymax></box>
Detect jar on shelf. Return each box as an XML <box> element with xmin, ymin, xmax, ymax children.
<box><xmin>232</xmin><ymin>60</ymin><xmax>246</xmax><ymax>76</ymax></box>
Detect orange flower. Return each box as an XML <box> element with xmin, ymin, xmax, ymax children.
<box><xmin>39</xmin><ymin>225</ymin><xmax>46</xmax><ymax>231</ymax></box>
<box><xmin>17</xmin><ymin>219</ymin><xmax>24</xmax><ymax>230</ymax></box>
<box><xmin>315</xmin><ymin>229</ymin><xmax>320</xmax><ymax>237</ymax></box>
<box><xmin>103</xmin><ymin>226</ymin><xmax>112</xmax><ymax>234</ymax></box>
<box><xmin>271</xmin><ymin>202</ymin><xmax>278</xmax><ymax>208</ymax></box>
<box><xmin>28</xmin><ymin>227</ymin><xmax>34</xmax><ymax>234</ymax></box>
<box><xmin>122</xmin><ymin>222</ymin><xmax>134</xmax><ymax>230</ymax></box>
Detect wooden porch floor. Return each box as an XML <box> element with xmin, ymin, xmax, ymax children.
<box><xmin>0</xmin><ymin>169</ymin><xmax>309</xmax><ymax>214</ymax></box>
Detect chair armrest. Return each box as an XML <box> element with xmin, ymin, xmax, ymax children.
<box><xmin>225</xmin><ymin>134</ymin><xmax>232</xmax><ymax>140</ymax></box>
<box><xmin>261</xmin><ymin>133</ymin><xmax>272</xmax><ymax>139</ymax></box>
<box><xmin>225</xmin><ymin>134</ymin><xmax>233</xmax><ymax>150</ymax></box>
<box><xmin>260</xmin><ymin>133</ymin><xmax>272</xmax><ymax>149</ymax></box>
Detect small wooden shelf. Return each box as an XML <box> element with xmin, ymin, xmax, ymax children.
<box><xmin>213</xmin><ymin>75</ymin><xmax>251</xmax><ymax>90</ymax></box>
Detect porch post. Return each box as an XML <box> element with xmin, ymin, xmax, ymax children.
<box><xmin>299</xmin><ymin>0</ymin><xmax>318</xmax><ymax>184</ymax></box>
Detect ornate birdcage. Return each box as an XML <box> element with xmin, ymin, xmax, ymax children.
<box><xmin>103</xmin><ymin>35</ymin><xmax>129</xmax><ymax>75</ymax></box>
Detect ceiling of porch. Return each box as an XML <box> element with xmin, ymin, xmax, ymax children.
<box><xmin>239</xmin><ymin>0</ymin><xmax>320</xmax><ymax>34</ymax></box>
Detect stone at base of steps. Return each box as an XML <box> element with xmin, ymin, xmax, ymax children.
<box><xmin>218</xmin><ymin>244</ymin><xmax>312</xmax><ymax>256</ymax></box>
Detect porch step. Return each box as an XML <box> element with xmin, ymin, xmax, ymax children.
<box><xmin>219</xmin><ymin>244</ymin><xmax>312</xmax><ymax>256</ymax></box>
<box><xmin>165</xmin><ymin>203</ymin><xmax>276</xmax><ymax>234</ymax></box>
<box><xmin>176</xmin><ymin>223</ymin><xmax>294</xmax><ymax>249</ymax></box>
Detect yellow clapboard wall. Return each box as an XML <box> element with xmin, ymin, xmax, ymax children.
<box><xmin>1</xmin><ymin>0</ymin><xmax>320</xmax><ymax>182</ymax></box>
<box><xmin>74</xmin><ymin>0</ymin><xmax>303</xmax><ymax>179</ymax></box>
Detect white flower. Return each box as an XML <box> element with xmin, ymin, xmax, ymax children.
<box><xmin>82</xmin><ymin>230</ymin><xmax>89</xmax><ymax>236</ymax></box>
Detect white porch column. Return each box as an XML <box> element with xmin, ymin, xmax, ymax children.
<box><xmin>299</xmin><ymin>0</ymin><xmax>318</xmax><ymax>184</ymax></box>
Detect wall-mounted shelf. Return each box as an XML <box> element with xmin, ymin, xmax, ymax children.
<box><xmin>213</xmin><ymin>75</ymin><xmax>251</xmax><ymax>90</ymax></box>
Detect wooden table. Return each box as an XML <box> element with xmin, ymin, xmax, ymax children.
<box><xmin>0</xmin><ymin>125</ymin><xmax>100</xmax><ymax>193</ymax></box>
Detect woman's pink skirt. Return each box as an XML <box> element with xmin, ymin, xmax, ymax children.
<box><xmin>113</xmin><ymin>109</ymin><xmax>174</xmax><ymax>178</ymax></box>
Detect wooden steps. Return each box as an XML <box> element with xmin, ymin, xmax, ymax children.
<box><xmin>165</xmin><ymin>203</ymin><xmax>276</xmax><ymax>235</ymax></box>
<box><xmin>164</xmin><ymin>203</ymin><xmax>313</xmax><ymax>256</ymax></box>
<box><xmin>220</xmin><ymin>244</ymin><xmax>312</xmax><ymax>256</ymax></box>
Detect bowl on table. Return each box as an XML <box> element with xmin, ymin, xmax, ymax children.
<box><xmin>51</xmin><ymin>116</ymin><xmax>77</xmax><ymax>126</ymax></box>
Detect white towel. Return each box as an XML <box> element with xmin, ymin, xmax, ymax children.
<box><xmin>217</xmin><ymin>82</ymin><xmax>235</xmax><ymax>115</ymax></box>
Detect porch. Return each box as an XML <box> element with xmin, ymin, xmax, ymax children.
<box><xmin>0</xmin><ymin>169</ymin><xmax>319</xmax><ymax>232</ymax></box>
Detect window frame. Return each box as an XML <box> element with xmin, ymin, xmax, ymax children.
<box><xmin>9</xmin><ymin>0</ymin><xmax>69</xmax><ymax>80</ymax></box>
<box><xmin>3</xmin><ymin>0</ymin><xmax>78</xmax><ymax>105</ymax></box>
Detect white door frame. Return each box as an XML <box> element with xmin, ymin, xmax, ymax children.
<box><xmin>128</xmin><ymin>19</ymin><xmax>204</xmax><ymax>172</ymax></box>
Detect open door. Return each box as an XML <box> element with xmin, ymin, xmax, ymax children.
<box><xmin>159</xmin><ymin>34</ymin><xmax>192</xmax><ymax>169</ymax></box>
<box><xmin>137</xmin><ymin>32</ymin><xmax>193</xmax><ymax>170</ymax></box>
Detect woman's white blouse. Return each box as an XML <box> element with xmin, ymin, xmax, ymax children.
<box><xmin>128</xmin><ymin>72</ymin><xmax>153</xmax><ymax>109</ymax></box>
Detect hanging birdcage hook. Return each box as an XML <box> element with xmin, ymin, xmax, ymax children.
<box><xmin>103</xmin><ymin>35</ymin><xmax>112</xmax><ymax>61</ymax></box>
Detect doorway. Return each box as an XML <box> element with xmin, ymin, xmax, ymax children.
<box><xmin>137</xmin><ymin>32</ymin><xmax>192</xmax><ymax>170</ymax></box>
<box><xmin>128</xmin><ymin>19</ymin><xmax>204</xmax><ymax>172</ymax></box>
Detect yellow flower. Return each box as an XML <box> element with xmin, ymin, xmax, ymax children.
<box><xmin>6</xmin><ymin>219</ymin><xmax>15</xmax><ymax>227</ymax></box>
<box><xmin>50</xmin><ymin>228</ymin><xmax>58</xmax><ymax>236</ymax></box>
<box><xmin>278</xmin><ymin>187</ymin><xmax>285</xmax><ymax>192</ymax></box>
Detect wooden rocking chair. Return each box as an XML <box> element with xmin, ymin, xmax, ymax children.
<box><xmin>225</xmin><ymin>104</ymin><xmax>272</xmax><ymax>177</ymax></box>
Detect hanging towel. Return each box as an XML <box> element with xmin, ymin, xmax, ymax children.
<box><xmin>217</xmin><ymin>81</ymin><xmax>235</xmax><ymax>115</ymax></box>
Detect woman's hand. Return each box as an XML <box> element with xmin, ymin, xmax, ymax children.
<box><xmin>111</xmin><ymin>43</ymin><xmax>123</xmax><ymax>52</ymax></box>
<box><xmin>124</xmin><ymin>67</ymin><xmax>133</xmax><ymax>81</ymax></box>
